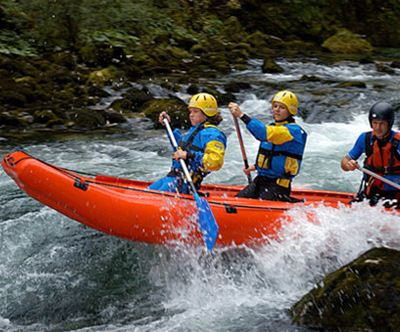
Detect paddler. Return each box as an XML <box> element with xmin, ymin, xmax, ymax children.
<box><xmin>228</xmin><ymin>90</ymin><xmax>307</xmax><ymax>202</ymax></box>
<box><xmin>341</xmin><ymin>101</ymin><xmax>400</xmax><ymax>207</ymax></box>
<box><xmin>148</xmin><ymin>92</ymin><xmax>227</xmax><ymax>194</ymax></box>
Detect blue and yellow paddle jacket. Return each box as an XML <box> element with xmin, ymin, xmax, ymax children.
<box><xmin>170</xmin><ymin>122</ymin><xmax>227</xmax><ymax>179</ymax></box>
<box><xmin>245</xmin><ymin>117</ymin><xmax>307</xmax><ymax>188</ymax></box>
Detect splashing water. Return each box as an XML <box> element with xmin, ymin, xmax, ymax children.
<box><xmin>1</xmin><ymin>59</ymin><xmax>400</xmax><ymax>331</ymax></box>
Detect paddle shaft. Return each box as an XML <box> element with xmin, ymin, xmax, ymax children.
<box><xmin>357</xmin><ymin>165</ymin><xmax>400</xmax><ymax>191</ymax></box>
<box><xmin>163</xmin><ymin>118</ymin><xmax>219</xmax><ymax>251</ymax></box>
<box><xmin>163</xmin><ymin>119</ymin><xmax>197</xmax><ymax>194</ymax></box>
<box><xmin>232</xmin><ymin>115</ymin><xmax>252</xmax><ymax>184</ymax></box>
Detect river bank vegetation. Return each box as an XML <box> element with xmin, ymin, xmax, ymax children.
<box><xmin>1</xmin><ymin>0</ymin><xmax>399</xmax><ymax>136</ymax></box>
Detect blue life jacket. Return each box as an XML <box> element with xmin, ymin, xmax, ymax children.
<box><xmin>247</xmin><ymin>119</ymin><xmax>307</xmax><ymax>187</ymax></box>
<box><xmin>170</xmin><ymin>122</ymin><xmax>227</xmax><ymax>182</ymax></box>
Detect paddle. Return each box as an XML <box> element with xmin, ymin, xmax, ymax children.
<box><xmin>232</xmin><ymin>115</ymin><xmax>252</xmax><ymax>184</ymax></box>
<box><xmin>163</xmin><ymin>118</ymin><xmax>218</xmax><ymax>251</ymax></box>
<box><xmin>356</xmin><ymin>164</ymin><xmax>400</xmax><ymax>191</ymax></box>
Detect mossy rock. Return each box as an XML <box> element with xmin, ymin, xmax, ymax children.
<box><xmin>322</xmin><ymin>29</ymin><xmax>373</xmax><ymax>54</ymax></box>
<box><xmin>66</xmin><ymin>109</ymin><xmax>106</xmax><ymax>129</ymax></box>
<box><xmin>245</xmin><ymin>31</ymin><xmax>284</xmax><ymax>51</ymax></box>
<box><xmin>227</xmin><ymin>47</ymin><xmax>249</xmax><ymax>64</ymax></box>
<box><xmin>87</xmin><ymin>66</ymin><xmax>120</xmax><ymax>86</ymax></box>
<box><xmin>337</xmin><ymin>81</ymin><xmax>367</xmax><ymax>88</ymax></box>
<box><xmin>79</xmin><ymin>44</ymin><xmax>125</xmax><ymax>67</ymax></box>
<box><xmin>33</xmin><ymin>109</ymin><xmax>63</xmax><ymax>125</ymax></box>
<box><xmin>141</xmin><ymin>97</ymin><xmax>188</xmax><ymax>129</ymax></box>
<box><xmin>291</xmin><ymin>247</ymin><xmax>400</xmax><ymax>331</ymax></box>
<box><xmin>224</xmin><ymin>81</ymin><xmax>252</xmax><ymax>93</ymax></box>
<box><xmin>0</xmin><ymin>111</ymin><xmax>27</xmax><ymax>127</ymax></box>
<box><xmin>108</xmin><ymin>99</ymin><xmax>134</xmax><ymax>113</ymax></box>
<box><xmin>121</xmin><ymin>87</ymin><xmax>154</xmax><ymax>112</ymax></box>
<box><xmin>300</xmin><ymin>75</ymin><xmax>322</xmax><ymax>82</ymax></box>
<box><xmin>262</xmin><ymin>57</ymin><xmax>284</xmax><ymax>73</ymax></box>
<box><xmin>102</xmin><ymin>109</ymin><xmax>127</xmax><ymax>124</ymax></box>
<box><xmin>48</xmin><ymin>51</ymin><xmax>76</xmax><ymax>70</ymax></box>
<box><xmin>190</xmin><ymin>36</ymin><xmax>226</xmax><ymax>55</ymax></box>
<box><xmin>0</xmin><ymin>89</ymin><xmax>27</xmax><ymax>107</ymax></box>
<box><xmin>375</xmin><ymin>62</ymin><xmax>395</xmax><ymax>75</ymax></box>
<box><xmin>221</xmin><ymin>16</ymin><xmax>246</xmax><ymax>42</ymax></box>
<box><xmin>86</xmin><ymin>85</ymin><xmax>111</xmax><ymax>98</ymax></box>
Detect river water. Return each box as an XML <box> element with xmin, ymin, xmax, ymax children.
<box><xmin>1</xmin><ymin>58</ymin><xmax>400</xmax><ymax>331</ymax></box>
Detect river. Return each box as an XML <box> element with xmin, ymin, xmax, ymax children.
<box><xmin>1</xmin><ymin>58</ymin><xmax>400</xmax><ymax>331</ymax></box>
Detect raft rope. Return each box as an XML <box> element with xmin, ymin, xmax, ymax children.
<box><xmin>12</xmin><ymin>151</ymin><xmax>292</xmax><ymax>212</ymax></box>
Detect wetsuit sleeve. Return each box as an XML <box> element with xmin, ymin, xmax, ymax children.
<box><xmin>347</xmin><ymin>133</ymin><xmax>366</xmax><ymax>160</ymax></box>
<box><xmin>246</xmin><ymin>118</ymin><xmax>294</xmax><ymax>144</ymax></box>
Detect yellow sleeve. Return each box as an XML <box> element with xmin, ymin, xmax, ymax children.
<box><xmin>267</xmin><ymin>126</ymin><xmax>294</xmax><ymax>145</ymax></box>
<box><xmin>202</xmin><ymin>140</ymin><xmax>225</xmax><ymax>171</ymax></box>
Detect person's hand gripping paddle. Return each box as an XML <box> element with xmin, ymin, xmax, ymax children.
<box><xmin>163</xmin><ymin>118</ymin><xmax>218</xmax><ymax>251</ymax></box>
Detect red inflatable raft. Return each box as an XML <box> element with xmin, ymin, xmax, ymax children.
<box><xmin>2</xmin><ymin>151</ymin><xmax>355</xmax><ymax>247</ymax></box>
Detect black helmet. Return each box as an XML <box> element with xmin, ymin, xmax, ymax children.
<box><xmin>368</xmin><ymin>101</ymin><xmax>395</xmax><ymax>129</ymax></box>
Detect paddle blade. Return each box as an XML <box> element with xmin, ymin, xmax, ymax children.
<box><xmin>194</xmin><ymin>193</ymin><xmax>219</xmax><ymax>251</ymax></box>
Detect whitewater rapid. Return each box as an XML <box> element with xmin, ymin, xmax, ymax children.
<box><xmin>1</xmin><ymin>58</ymin><xmax>399</xmax><ymax>331</ymax></box>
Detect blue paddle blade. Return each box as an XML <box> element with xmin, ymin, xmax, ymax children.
<box><xmin>194</xmin><ymin>193</ymin><xmax>218</xmax><ymax>251</ymax></box>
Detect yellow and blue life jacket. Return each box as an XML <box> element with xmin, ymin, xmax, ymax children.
<box><xmin>170</xmin><ymin>122</ymin><xmax>227</xmax><ymax>184</ymax></box>
<box><xmin>246</xmin><ymin>118</ymin><xmax>307</xmax><ymax>188</ymax></box>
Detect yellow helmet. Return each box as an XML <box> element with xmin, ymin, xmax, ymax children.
<box><xmin>271</xmin><ymin>90</ymin><xmax>299</xmax><ymax>115</ymax></box>
<box><xmin>188</xmin><ymin>93</ymin><xmax>218</xmax><ymax>117</ymax></box>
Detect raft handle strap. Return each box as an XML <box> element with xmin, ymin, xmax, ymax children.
<box><xmin>74</xmin><ymin>179</ymin><xmax>89</xmax><ymax>191</ymax></box>
<box><xmin>225</xmin><ymin>205</ymin><xmax>237</xmax><ymax>213</ymax></box>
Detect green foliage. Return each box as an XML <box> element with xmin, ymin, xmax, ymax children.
<box><xmin>0</xmin><ymin>0</ymin><xmax>399</xmax><ymax>59</ymax></box>
<box><xmin>84</xmin><ymin>30</ymin><xmax>140</xmax><ymax>49</ymax></box>
<box><xmin>0</xmin><ymin>31</ymin><xmax>37</xmax><ymax>56</ymax></box>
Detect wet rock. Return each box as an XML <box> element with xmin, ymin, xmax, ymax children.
<box><xmin>390</xmin><ymin>61</ymin><xmax>400</xmax><ymax>69</ymax></box>
<box><xmin>375</xmin><ymin>62</ymin><xmax>396</xmax><ymax>75</ymax></box>
<box><xmin>224</xmin><ymin>81</ymin><xmax>252</xmax><ymax>93</ymax></box>
<box><xmin>322</xmin><ymin>29</ymin><xmax>373</xmax><ymax>54</ymax></box>
<box><xmin>337</xmin><ymin>81</ymin><xmax>367</xmax><ymax>88</ymax></box>
<box><xmin>196</xmin><ymin>86</ymin><xmax>235</xmax><ymax>106</ymax></box>
<box><xmin>140</xmin><ymin>97</ymin><xmax>188</xmax><ymax>129</ymax></box>
<box><xmin>300</xmin><ymin>75</ymin><xmax>322</xmax><ymax>82</ymax></box>
<box><xmin>262</xmin><ymin>57</ymin><xmax>284</xmax><ymax>74</ymax></box>
<box><xmin>86</xmin><ymin>85</ymin><xmax>111</xmax><ymax>98</ymax></box>
<box><xmin>186</xmin><ymin>85</ymin><xmax>200</xmax><ymax>95</ymax></box>
<box><xmin>245</xmin><ymin>31</ymin><xmax>280</xmax><ymax>56</ymax></box>
<box><xmin>103</xmin><ymin>110</ymin><xmax>127</xmax><ymax>124</ymax></box>
<box><xmin>291</xmin><ymin>247</ymin><xmax>400</xmax><ymax>331</ymax></box>
<box><xmin>108</xmin><ymin>99</ymin><xmax>134</xmax><ymax>114</ymax></box>
<box><xmin>33</xmin><ymin>110</ymin><xmax>63</xmax><ymax>126</ymax></box>
<box><xmin>87</xmin><ymin>66</ymin><xmax>121</xmax><ymax>86</ymax></box>
<box><xmin>1</xmin><ymin>89</ymin><xmax>27</xmax><ymax>107</ymax></box>
<box><xmin>110</xmin><ymin>88</ymin><xmax>154</xmax><ymax>113</ymax></box>
<box><xmin>0</xmin><ymin>111</ymin><xmax>24</xmax><ymax>127</ymax></box>
<box><xmin>66</xmin><ymin>109</ymin><xmax>106</xmax><ymax>129</ymax></box>
<box><xmin>359</xmin><ymin>56</ymin><xmax>374</xmax><ymax>64</ymax></box>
